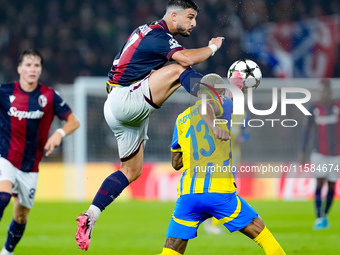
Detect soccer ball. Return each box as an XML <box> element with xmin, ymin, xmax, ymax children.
<box><xmin>227</xmin><ymin>59</ymin><xmax>262</xmax><ymax>93</ymax></box>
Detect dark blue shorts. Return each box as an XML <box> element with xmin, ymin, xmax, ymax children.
<box><xmin>166</xmin><ymin>192</ymin><xmax>258</xmax><ymax>239</ymax></box>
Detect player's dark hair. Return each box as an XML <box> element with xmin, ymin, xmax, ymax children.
<box><xmin>18</xmin><ymin>49</ymin><xmax>43</xmax><ymax>65</ymax></box>
<box><xmin>167</xmin><ymin>0</ymin><xmax>199</xmax><ymax>12</ymax></box>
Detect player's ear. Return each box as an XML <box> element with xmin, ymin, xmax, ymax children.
<box><xmin>197</xmin><ymin>90</ymin><xmax>201</xmax><ymax>98</ymax></box>
<box><xmin>171</xmin><ymin>11</ymin><xmax>178</xmax><ymax>22</ymax></box>
<box><xmin>17</xmin><ymin>65</ymin><xmax>22</xmax><ymax>75</ymax></box>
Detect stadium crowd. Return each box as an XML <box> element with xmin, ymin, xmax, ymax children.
<box><xmin>0</xmin><ymin>0</ymin><xmax>339</xmax><ymax>86</ymax></box>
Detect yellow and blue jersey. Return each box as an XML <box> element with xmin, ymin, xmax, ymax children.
<box><xmin>171</xmin><ymin>98</ymin><xmax>236</xmax><ymax>197</ymax></box>
<box><xmin>167</xmin><ymin>98</ymin><xmax>259</xmax><ymax>240</ymax></box>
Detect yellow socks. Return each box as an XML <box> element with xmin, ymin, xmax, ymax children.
<box><xmin>159</xmin><ymin>226</ymin><xmax>284</xmax><ymax>255</ymax></box>
<box><xmin>253</xmin><ymin>226</ymin><xmax>286</xmax><ymax>255</ymax></box>
<box><xmin>158</xmin><ymin>248</ymin><xmax>182</xmax><ymax>255</ymax></box>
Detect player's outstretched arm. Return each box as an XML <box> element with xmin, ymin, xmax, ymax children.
<box><xmin>44</xmin><ymin>113</ymin><xmax>80</xmax><ymax>156</ymax></box>
<box><xmin>172</xmin><ymin>37</ymin><xmax>224</xmax><ymax>67</ymax></box>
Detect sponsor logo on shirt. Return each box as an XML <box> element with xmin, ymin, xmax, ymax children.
<box><xmin>314</xmin><ymin>106</ymin><xmax>340</xmax><ymax>125</ymax></box>
<box><xmin>7</xmin><ymin>107</ymin><xmax>44</xmax><ymax>120</ymax></box>
<box><xmin>139</xmin><ymin>24</ymin><xmax>152</xmax><ymax>36</ymax></box>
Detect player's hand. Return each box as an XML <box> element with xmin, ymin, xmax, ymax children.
<box><xmin>209</xmin><ymin>37</ymin><xmax>225</xmax><ymax>50</ymax></box>
<box><xmin>212</xmin><ymin>126</ymin><xmax>230</xmax><ymax>141</ymax></box>
<box><xmin>44</xmin><ymin>131</ymin><xmax>63</xmax><ymax>157</ymax></box>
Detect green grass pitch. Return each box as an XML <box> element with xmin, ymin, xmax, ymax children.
<box><xmin>0</xmin><ymin>200</ymin><xmax>339</xmax><ymax>254</ymax></box>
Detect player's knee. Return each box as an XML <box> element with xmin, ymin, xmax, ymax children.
<box><xmin>252</xmin><ymin>216</ymin><xmax>265</xmax><ymax>236</ymax></box>
<box><xmin>13</xmin><ymin>212</ymin><xmax>28</xmax><ymax>224</ymax></box>
<box><xmin>240</xmin><ymin>216</ymin><xmax>265</xmax><ymax>239</ymax></box>
<box><xmin>130</xmin><ymin>167</ymin><xmax>143</xmax><ymax>182</ymax></box>
<box><xmin>121</xmin><ymin>166</ymin><xmax>143</xmax><ymax>183</ymax></box>
<box><xmin>13</xmin><ymin>203</ymin><xmax>29</xmax><ymax>224</ymax></box>
<box><xmin>168</xmin><ymin>64</ymin><xmax>187</xmax><ymax>78</ymax></box>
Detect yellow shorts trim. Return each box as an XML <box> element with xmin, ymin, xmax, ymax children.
<box><xmin>218</xmin><ymin>195</ymin><xmax>241</xmax><ymax>224</ymax></box>
<box><xmin>172</xmin><ymin>215</ymin><xmax>199</xmax><ymax>228</ymax></box>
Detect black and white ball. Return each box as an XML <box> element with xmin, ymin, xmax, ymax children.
<box><xmin>227</xmin><ymin>59</ymin><xmax>262</xmax><ymax>93</ymax></box>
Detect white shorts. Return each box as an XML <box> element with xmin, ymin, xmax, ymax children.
<box><xmin>0</xmin><ymin>157</ymin><xmax>38</xmax><ymax>209</ymax></box>
<box><xmin>104</xmin><ymin>76</ymin><xmax>159</xmax><ymax>160</ymax></box>
<box><xmin>310</xmin><ymin>152</ymin><xmax>340</xmax><ymax>182</ymax></box>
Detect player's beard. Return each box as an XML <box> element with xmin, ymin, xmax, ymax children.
<box><xmin>176</xmin><ymin>25</ymin><xmax>191</xmax><ymax>37</ymax></box>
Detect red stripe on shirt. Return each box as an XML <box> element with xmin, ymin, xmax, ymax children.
<box><xmin>167</xmin><ymin>47</ymin><xmax>184</xmax><ymax>60</ymax></box>
<box><xmin>113</xmin><ymin>32</ymin><xmax>144</xmax><ymax>83</ymax></box>
<box><xmin>149</xmin><ymin>24</ymin><xmax>164</xmax><ymax>30</ymax></box>
<box><xmin>33</xmin><ymin>85</ymin><xmax>55</xmax><ymax>172</ymax></box>
<box><xmin>158</xmin><ymin>19</ymin><xmax>168</xmax><ymax>30</ymax></box>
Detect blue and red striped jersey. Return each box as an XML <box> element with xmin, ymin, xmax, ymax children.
<box><xmin>302</xmin><ymin>102</ymin><xmax>340</xmax><ymax>156</ymax></box>
<box><xmin>0</xmin><ymin>82</ymin><xmax>72</xmax><ymax>172</ymax></box>
<box><xmin>108</xmin><ymin>19</ymin><xmax>184</xmax><ymax>86</ymax></box>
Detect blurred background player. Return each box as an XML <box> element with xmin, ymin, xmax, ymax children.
<box><xmin>159</xmin><ymin>74</ymin><xmax>285</xmax><ymax>255</ymax></box>
<box><xmin>75</xmin><ymin>0</ymin><xmax>225</xmax><ymax>251</ymax></box>
<box><xmin>300</xmin><ymin>79</ymin><xmax>340</xmax><ymax>230</ymax></box>
<box><xmin>0</xmin><ymin>49</ymin><xmax>80</xmax><ymax>255</ymax></box>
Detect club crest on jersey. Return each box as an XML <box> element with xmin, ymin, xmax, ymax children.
<box><xmin>38</xmin><ymin>95</ymin><xmax>47</xmax><ymax>108</ymax></box>
<box><xmin>9</xmin><ymin>95</ymin><xmax>15</xmax><ymax>103</ymax></box>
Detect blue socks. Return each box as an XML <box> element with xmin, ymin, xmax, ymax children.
<box><xmin>0</xmin><ymin>193</ymin><xmax>25</xmax><ymax>253</ymax></box>
<box><xmin>5</xmin><ymin>219</ymin><xmax>26</xmax><ymax>252</ymax></box>
<box><xmin>315</xmin><ymin>188</ymin><xmax>322</xmax><ymax>218</ymax></box>
<box><xmin>315</xmin><ymin>186</ymin><xmax>335</xmax><ymax>217</ymax></box>
<box><xmin>0</xmin><ymin>192</ymin><xmax>12</xmax><ymax>220</ymax></box>
<box><xmin>325</xmin><ymin>188</ymin><xmax>335</xmax><ymax>215</ymax></box>
<box><xmin>179</xmin><ymin>68</ymin><xmax>203</xmax><ymax>96</ymax></box>
<box><xmin>92</xmin><ymin>170</ymin><xmax>129</xmax><ymax>211</ymax></box>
